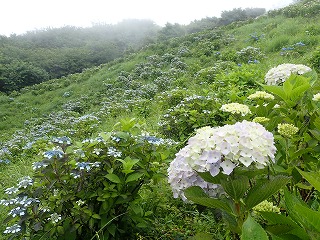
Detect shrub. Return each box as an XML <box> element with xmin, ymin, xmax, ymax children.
<box><xmin>236</xmin><ymin>46</ymin><xmax>265</xmax><ymax>63</ymax></box>
<box><xmin>309</xmin><ymin>46</ymin><xmax>320</xmax><ymax>72</ymax></box>
<box><xmin>195</xmin><ymin>61</ymin><xmax>237</xmax><ymax>84</ymax></box>
<box><xmin>0</xmin><ymin>118</ymin><xmax>176</xmax><ymax>240</ymax></box>
<box><xmin>158</xmin><ymin>95</ymin><xmax>227</xmax><ymax>141</ymax></box>
<box><xmin>167</xmin><ymin>64</ymin><xmax>320</xmax><ymax>239</ymax></box>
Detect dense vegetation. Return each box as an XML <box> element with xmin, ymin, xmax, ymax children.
<box><xmin>0</xmin><ymin>0</ymin><xmax>320</xmax><ymax>239</ymax></box>
<box><xmin>0</xmin><ymin>8</ymin><xmax>265</xmax><ymax>93</ymax></box>
<box><xmin>0</xmin><ymin>19</ymin><xmax>160</xmax><ymax>92</ymax></box>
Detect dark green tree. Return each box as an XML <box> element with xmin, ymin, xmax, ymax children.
<box><xmin>0</xmin><ymin>60</ymin><xmax>49</xmax><ymax>92</ymax></box>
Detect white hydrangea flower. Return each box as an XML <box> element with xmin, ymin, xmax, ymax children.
<box><xmin>220</xmin><ymin>103</ymin><xmax>251</xmax><ymax>116</ymax></box>
<box><xmin>278</xmin><ymin>123</ymin><xmax>299</xmax><ymax>138</ymax></box>
<box><xmin>312</xmin><ymin>93</ymin><xmax>320</xmax><ymax>101</ymax></box>
<box><xmin>168</xmin><ymin>121</ymin><xmax>276</xmax><ymax>201</ymax></box>
<box><xmin>76</xmin><ymin>199</ymin><xmax>85</xmax><ymax>206</ymax></box>
<box><xmin>265</xmin><ymin>63</ymin><xmax>312</xmax><ymax>85</ymax></box>
<box><xmin>253</xmin><ymin>200</ymin><xmax>280</xmax><ymax>214</ymax></box>
<box><xmin>248</xmin><ymin>91</ymin><xmax>274</xmax><ymax>100</ymax></box>
<box><xmin>253</xmin><ymin>117</ymin><xmax>270</xmax><ymax>123</ymax></box>
<box><xmin>48</xmin><ymin>213</ymin><xmax>62</xmax><ymax>224</ymax></box>
<box><xmin>167</xmin><ymin>152</ymin><xmax>222</xmax><ymax>201</ymax></box>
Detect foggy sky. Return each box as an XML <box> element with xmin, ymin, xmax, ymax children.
<box><xmin>1</xmin><ymin>0</ymin><xmax>293</xmax><ymax>36</ymax></box>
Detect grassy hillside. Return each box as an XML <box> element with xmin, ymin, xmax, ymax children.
<box><xmin>0</xmin><ymin>1</ymin><xmax>320</xmax><ymax>239</ymax></box>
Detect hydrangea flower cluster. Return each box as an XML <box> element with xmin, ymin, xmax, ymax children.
<box><xmin>253</xmin><ymin>117</ymin><xmax>270</xmax><ymax>123</ymax></box>
<box><xmin>8</xmin><ymin>206</ymin><xmax>26</xmax><ymax>217</ymax></box>
<box><xmin>248</xmin><ymin>91</ymin><xmax>275</xmax><ymax>100</ymax></box>
<box><xmin>48</xmin><ymin>213</ymin><xmax>62</xmax><ymax>224</ymax></box>
<box><xmin>107</xmin><ymin>147</ymin><xmax>122</xmax><ymax>157</ymax></box>
<box><xmin>277</xmin><ymin>123</ymin><xmax>299</xmax><ymax>138</ymax></box>
<box><xmin>5</xmin><ymin>187</ymin><xmax>19</xmax><ymax>195</ymax></box>
<box><xmin>75</xmin><ymin>161</ymin><xmax>101</xmax><ymax>171</ymax></box>
<box><xmin>265</xmin><ymin>63</ymin><xmax>312</xmax><ymax>85</ymax></box>
<box><xmin>52</xmin><ymin>136</ymin><xmax>72</xmax><ymax>146</ymax></box>
<box><xmin>3</xmin><ymin>224</ymin><xmax>21</xmax><ymax>234</ymax></box>
<box><xmin>32</xmin><ymin>161</ymin><xmax>49</xmax><ymax>170</ymax></box>
<box><xmin>220</xmin><ymin>103</ymin><xmax>251</xmax><ymax>116</ymax></box>
<box><xmin>168</xmin><ymin>121</ymin><xmax>276</xmax><ymax>201</ymax></box>
<box><xmin>141</xmin><ymin>136</ymin><xmax>165</xmax><ymax>145</ymax></box>
<box><xmin>17</xmin><ymin>176</ymin><xmax>33</xmax><ymax>189</ymax></box>
<box><xmin>76</xmin><ymin>199</ymin><xmax>85</xmax><ymax>206</ymax></box>
<box><xmin>0</xmin><ymin>159</ymin><xmax>10</xmax><ymax>164</ymax></box>
<box><xmin>0</xmin><ymin>196</ymin><xmax>39</xmax><ymax>207</ymax></box>
<box><xmin>252</xmin><ymin>200</ymin><xmax>280</xmax><ymax>214</ymax></box>
<box><xmin>312</xmin><ymin>93</ymin><xmax>320</xmax><ymax>101</ymax></box>
<box><xmin>43</xmin><ymin>149</ymin><xmax>64</xmax><ymax>159</ymax></box>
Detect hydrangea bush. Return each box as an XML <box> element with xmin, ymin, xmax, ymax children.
<box><xmin>1</xmin><ymin>119</ymin><xmax>176</xmax><ymax>240</ymax></box>
<box><xmin>168</xmin><ymin>63</ymin><xmax>320</xmax><ymax>239</ymax></box>
<box><xmin>158</xmin><ymin>94</ymin><xmax>227</xmax><ymax>141</ymax></box>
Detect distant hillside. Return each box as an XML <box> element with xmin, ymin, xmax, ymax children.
<box><xmin>0</xmin><ymin>19</ymin><xmax>160</xmax><ymax>92</ymax></box>
<box><xmin>0</xmin><ymin>8</ymin><xmax>267</xmax><ymax>92</ymax></box>
<box><xmin>0</xmin><ymin>0</ymin><xmax>319</xmax><ymax>138</ymax></box>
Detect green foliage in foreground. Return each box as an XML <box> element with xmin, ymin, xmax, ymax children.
<box><xmin>181</xmin><ymin>73</ymin><xmax>320</xmax><ymax>239</ymax></box>
<box><xmin>1</xmin><ymin>119</ymin><xmax>176</xmax><ymax>239</ymax></box>
<box><xmin>0</xmin><ymin>1</ymin><xmax>320</xmax><ymax>239</ymax></box>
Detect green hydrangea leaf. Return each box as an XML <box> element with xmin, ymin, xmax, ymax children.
<box><xmin>105</xmin><ymin>173</ymin><xmax>122</xmax><ymax>183</ymax></box>
<box><xmin>296</xmin><ymin>168</ymin><xmax>320</xmax><ymax>192</ymax></box>
<box><xmin>184</xmin><ymin>186</ymin><xmax>234</xmax><ymax>215</ymax></box>
<box><xmin>241</xmin><ymin>215</ymin><xmax>268</xmax><ymax>240</ymax></box>
<box><xmin>126</xmin><ymin>172</ymin><xmax>144</xmax><ymax>183</ymax></box>
<box><xmin>245</xmin><ymin>175</ymin><xmax>291</xmax><ymax>209</ymax></box>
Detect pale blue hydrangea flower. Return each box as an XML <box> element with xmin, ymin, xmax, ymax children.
<box><xmin>0</xmin><ymin>159</ymin><xmax>10</xmax><ymax>164</ymax></box>
<box><xmin>3</xmin><ymin>224</ymin><xmax>21</xmax><ymax>234</ymax></box>
<box><xmin>52</xmin><ymin>136</ymin><xmax>71</xmax><ymax>145</ymax></box>
<box><xmin>43</xmin><ymin>150</ymin><xmax>64</xmax><ymax>159</ymax></box>
<box><xmin>0</xmin><ymin>198</ymin><xmax>17</xmax><ymax>206</ymax></box>
<box><xmin>17</xmin><ymin>176</ymin><xmax>33</xmax><ymax>189</ymax></box>
<box><xmin>70</xmin><ymin>172</ymin><xmax>81</xmax><ymax>179</ymax></box>
<box><xmin>5</xmin><ymin>187</ymin><xmax>19</xmax><ymax>195</ymax></box>
<box><xmin>75</xmin><ymin>161</ymin><xmax>101</xmax><ymax>172</ymax></box>
<box><xmin>32</xmin><ymin>161</ymin><xmax>49</xmax><ymax>170</ymax></box>
<box><xmin>107</xmin><ymin>147</ymin><xmax>122</xmax><ymax>157</ymax></box>
<box><xmin>75</xmin><ymin>162</ymin><xmax>91</xmax><ymax>171</ymax></box>
<box><xmin>111</xmin><ymin>136</ymin><xmax>121</xmax><ymax>142</ymax></box>
<box><xmin>8</xmin><ymin>206</ymin><xmax>26</xmax><ymax>217</ymax></box>
<box><xmin>17</xmin><ymin>196</ymin><xmax>40</xmax><ymax>207</ymax></box>
<box><xmin>142</xmin><ymin>136</ymin><xmax>165</xmax><ymax>145</ymax></box>
<box><xmin>168</xmin><ymin>120</ymin><xmax>276</xmax><ymax>201</ymax></box>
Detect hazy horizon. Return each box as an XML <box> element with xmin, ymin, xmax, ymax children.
<box><xmin>1</xmin><ymin>0</ymin><xmax>293</xmax><ymax>36</ymax></box>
